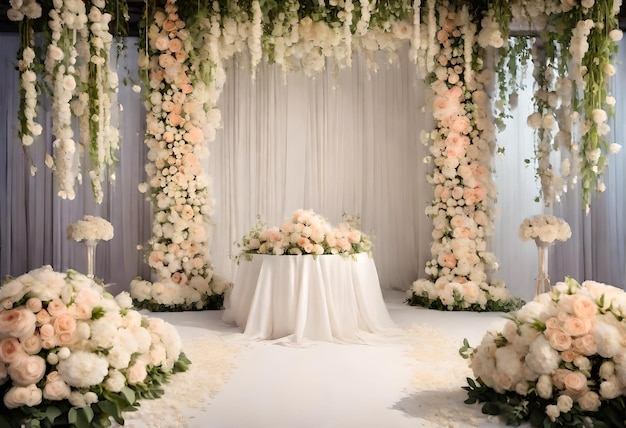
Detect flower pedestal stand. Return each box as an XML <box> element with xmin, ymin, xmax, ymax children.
<box><xmin>84</xmin><ymin>239</ymin><xmax>99</xmax><ymax>280</ymax></box>
<box><xmin>534</xmin><ymin>238</ymin><xmax>551</xmax><ymax>296</ymax></box>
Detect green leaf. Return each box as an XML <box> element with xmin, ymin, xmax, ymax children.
<box><xmin>481</xmin><ymin>402</ymin><xmax>502</xmax><ymax>416</ymax></box>
<box><xmin>45</xmin><ymin>406</ymin><xmax>63</xmax><ymax>424</ymax></box>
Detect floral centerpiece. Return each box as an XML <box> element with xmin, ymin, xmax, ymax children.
<box><xmin>460</xmin><ymin>277</ymin><xmax>626</xmax><ymax>427</ymax></box>
<box><xmin>66</xmin><ymin>216</ymin><xmax>114</xmax><ymax>243</ymax></box>
<box><xmin>0</xmin><ymin>265</ymin><xmax>189</xmax><ymax>428</ymax></box>
<box><xmin>237</xmin><ymin>209</ymin><xmax>373</xmax><ymax>260</ymax></box>
<box><xmin>519</xmin><ymin>214</ymin><xmax>572</xmax><ymax>247</ymax></box>
<box><xmin>66</xmin><ymin>216</ymin><xmax>114</xmax><ymax>280</ymax></box>
<box><xmin>520</xmin><ymin>214</ymin><xmax>572</xmax><ymax>296</ymax></box>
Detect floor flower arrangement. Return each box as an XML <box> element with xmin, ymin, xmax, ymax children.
<box><xmin>0</xmin><ymin>266</ymin><xmax>189</xmax><ymax>428</ymax></box>
<box><xmin>460</xmin><ymin>277</ymin><xmax>626</xmax><ymax>427</ymax></box>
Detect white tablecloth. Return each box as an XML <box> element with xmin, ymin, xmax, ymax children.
<box><xmin>222</xmin><ymin>254</ymin><xmax>395</xmax><ymax>343</ymax></box>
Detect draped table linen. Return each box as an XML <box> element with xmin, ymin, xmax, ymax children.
<box><xmin>222</xmin><ymin>254</ymin><xmax>395</xmax><ymax>343</ymax></box>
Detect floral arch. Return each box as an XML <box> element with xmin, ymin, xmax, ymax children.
<box><xmin>7</xmin><ymin>0</ymin><xmax>622</xmax><ymax>311</ymax></box>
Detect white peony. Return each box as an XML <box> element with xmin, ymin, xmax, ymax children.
<box><xmin>57</xmin><ymin>351</ymin><xmax>109</xmax><ymax>388</ymax></box>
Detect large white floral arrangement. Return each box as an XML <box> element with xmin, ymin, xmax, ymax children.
<box><xmin>237</xmin><ymin>209</ymin><xmax>373</xmax><ymax>259</ymax></box>
<box><xmin>132</xmin><ymin>0</ymin><xmax>229</xmax><ymax>312</ymax></box>
<box><xmin>6</xmin><ymin>0</ymin><xmax>128</xmax><ymax>203</ymax></box>
<box><xmin>519</xmin><ymin>214</ymin><xmax>572</xmax><ymax>246</ymax></box>
<box><xmin>0</xmin><ymin>266</ymin><xmax>189</xmax><ymax>428</ymax></box>
<box><xmin>461</xmin><ymin>277</ymin><xmax>626</xmax><ymax>427</ymax></box>
<box><xmin>66</xmin><ymin>215</ymin><xmax>114</xmax><ymax>243</ymax></box>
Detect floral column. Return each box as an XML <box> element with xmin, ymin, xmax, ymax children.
<box><xmin>131</xmin><ymin>0</ymin><xmax>228</xmax><ymax>311</ymax></box>
<box><xmin>409</xmin><ymin>2</ymin><xmax>522</xmax><ymax>312</ymax></box>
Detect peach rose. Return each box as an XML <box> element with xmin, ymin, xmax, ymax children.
<box><xmin>7</xmin><ymin>354</ymin><xmax>46</xmax><ymax>386</ymax></box>
<box><xmin>3</xmin><ymin>384</ymin><xmax>42</xmax><ymax>409</ymax></box>
<box><xmin>25</xmin><ymin>298</ymin><xmax>42</xmax><ymax>313</ymax></box>
<box><xmin>563</xmin><ymin>370</ymin><xmax>588</xmax><ymax>395</ymax></box>
<box><xmin>438</xmin><ymin>252</ymin><xmax>457</xmax><ymax>269</ymax></box>
<box><xmin>577</xmin><ymin>391</ymin><xmax>600</xmax><ymax>411</ymax></box>
<box><xmin>0</xmin><ymin>338</ymin><xmax>24</xmax><ymax>363</ymax></box>
<box><xmin>46</xmin><ymin>299</ymin><xmax>66</xmax><ymax>317</ymax></box>
<box><xmin>168</xmin><ymin>38</ymin><xmax>182</xmax><ymax>53</ymax></box>
<box><xmin>546</xmin><ymin>329</ymin><xmax>572</xmax><ymax>351</ymax></box>
<box><xmin>168</xmin><ymin>112</ymin><xmax>183</xmax><ymax>127</ymax></box>
<box><xmin>572</xmin><ymin>295</ymin><xmax>597</xmax><ymax>319</ymax></box>
<box><xmin>563</xmin><ymin>316</ymin><xmax>591</xmax><ymax>337</ymax></box>
<box><xmin>155</xmin><ymin>35</ymin><xmax>169</xmax><ymax>51</ymax></box>
<box><xmin>162</xmin><ymin>19</ymin><xmax>177</xmax><ymax>32</ymax></box>
<box><xmin>0</xmin><ymin>309</ymin><xmax>37</xmax><ymax>339</ymax></box>
<box><xmin>68</xmin><ymin>304</ymin><xmax>92</xmax><ymax>321</ymax></box>
<box><xmin>21</xmin><ymin>335</ymin><xmax>42</xmax><ymax>355</ymax></box>
<box><xmin>38</xmin><ymin>323</ymin><xmax>55</xmax><ymax>342</ymax></box>
<box><xmin>573</xmin><ymin>335</ymin><xmax>597</xmax><ymax>356</ymax></box>
<box><xmin>53</xmin><ymin>314</ymin><xmax>77</xmax><ymax>336</ymax></box>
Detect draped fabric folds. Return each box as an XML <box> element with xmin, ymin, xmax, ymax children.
<box><xmin>0</xmin><ymin>34</ymin><xmax>624</xmax><ymax>301</ymax></box>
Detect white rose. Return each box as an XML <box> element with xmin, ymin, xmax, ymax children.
<box><xmin>536</xmin><ymin>374</ymin><xmax>553</xmax><ymax>399</ymax></box>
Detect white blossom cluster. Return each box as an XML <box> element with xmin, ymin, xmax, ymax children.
<box><xmin>66</xmin><ymin>215</ymin><xmax>114</xmax><ymax>242</ymax></box>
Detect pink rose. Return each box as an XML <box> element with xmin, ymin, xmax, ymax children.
<box><xmin>0</xmin><ymin>338</ymin><xmax>25</xmax><ymax>363</ymax></box>
<box><xmin>347</xmin><ymin>230</ymin><xmax>361</xmax><ymax>244</ymax></box>
<box><xmin>7</xmin><ymin>354</ymin><xmax>46</xmax><ymax>386</ymax></box>
<box><xmin>0</xmin><ymin>309</ymin><xmax>37</xmax><ymax>339</ymax></box>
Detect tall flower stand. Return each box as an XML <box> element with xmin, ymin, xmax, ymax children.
<box><xmin>84</xmin><ymin>239</ymin><xmax>99</xmax><ymax>279</ymax></box>
<box><xmin>534</xmin><ymin>238</ymin><xmax>551</xmax><ymax>296</ymax></box>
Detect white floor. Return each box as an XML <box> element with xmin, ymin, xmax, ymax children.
<box><xmin>126</xmin><ymin>290</ymin><xmax>518</xmax><ymax>428</ymax></box>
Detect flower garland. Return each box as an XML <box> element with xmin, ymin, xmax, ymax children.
<box><xmin>461</xmin><ymin>277</ymin><xmax>626</xmax><ymax>427</ymax></box>
<box><xmin>132</xmin><ymin>0</ymin><xmax>229</xmax><ymax>311</ymax></box>
<box><xmin>0</xmin><ymin>266</ymin><xmax>189</xmax><ymax>428</ymax></box>
<box><xmin>484</xmin><ymin>0</ymin><xmax>622</xmax><ymax>212</ymax></box>
<box><xmin>408</xmin><ymin>2</ymin><xmax>523</xmax><ymax>312</ymax></box>
<box><xmin>7</xmin><ymin>0</ymin><xmax>127</xmax><ymax>202</ymax></box>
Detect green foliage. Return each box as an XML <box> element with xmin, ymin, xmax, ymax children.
<box><xmin>462</xmin><ymin>377</ymin><xmax>626</xmax><ymax>427</ymax></box>
<box><xmin>133</xmin><ymin>293</ymin><xmax>225</xmax><ymax>312</ymax></box>
<box><xmin>407</xmin><ymin>292</ymin><xmax>524</xmax><ymax>313</ymax></box>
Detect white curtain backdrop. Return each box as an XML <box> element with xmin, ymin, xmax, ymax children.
<box><xmin>1</xmin><ymin>33</ymin><xmax>624</xmax><ymax>301</ymax></box>
<box><xmin>209</xmin><ymin>47</ymin><xmax>433</xmax><ymax>291</ymax></box>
